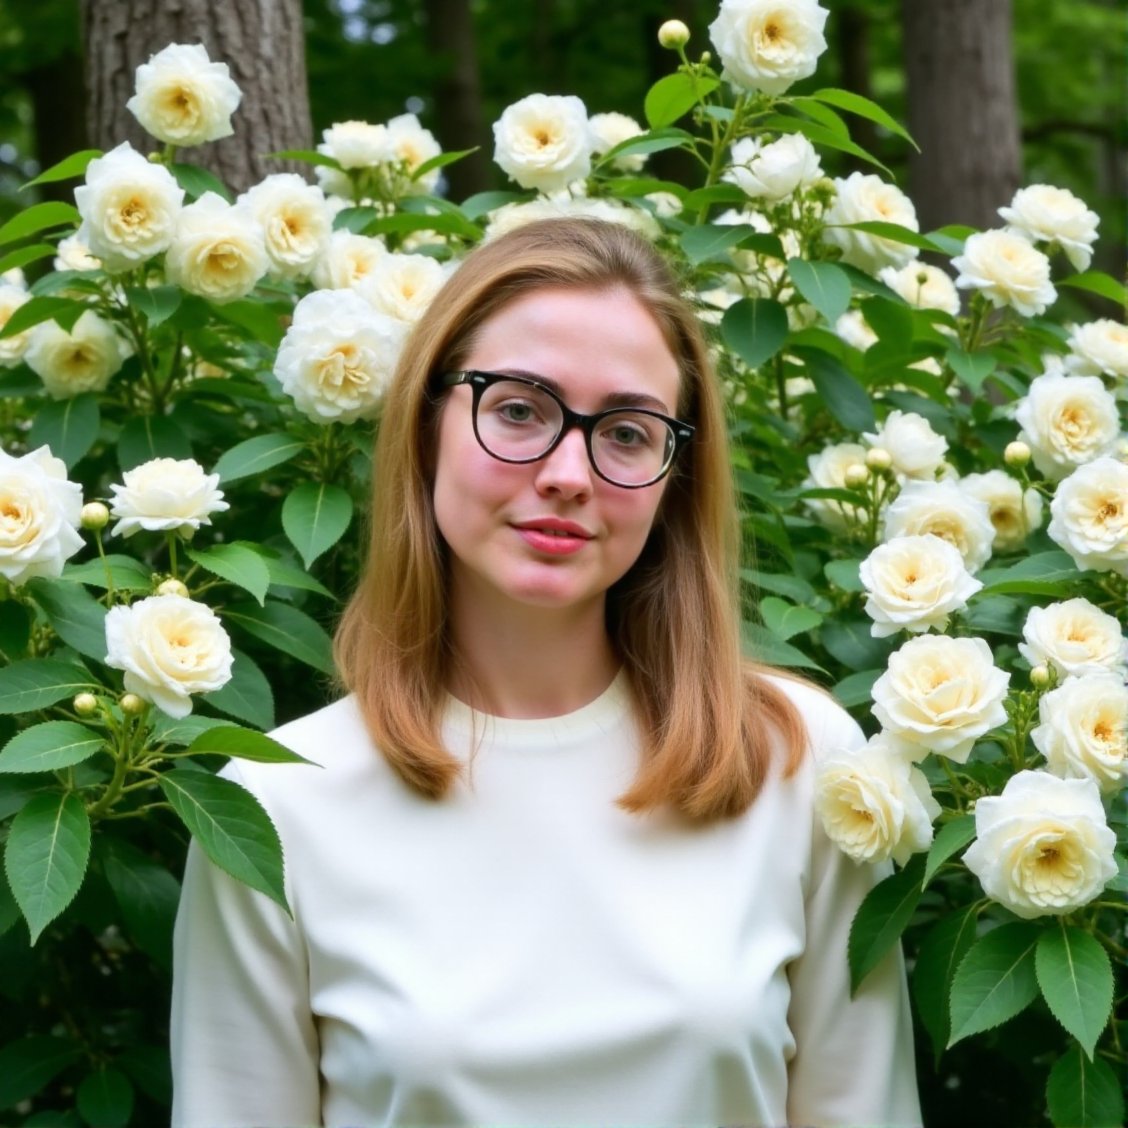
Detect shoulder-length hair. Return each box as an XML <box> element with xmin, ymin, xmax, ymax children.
<box><xmin>334</xmin><ymin>217</ymin><xmax>807</xmax><ymax>819</ymax></box>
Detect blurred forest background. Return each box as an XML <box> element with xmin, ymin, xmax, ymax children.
<box><xmin>0</xmin><ymin>0</ymin><xmax>1124</xmax><ymax>277</ymax></box>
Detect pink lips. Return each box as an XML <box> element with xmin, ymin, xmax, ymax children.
<box><xmin>512</xmin><ymin>518</ymin><xmax>593</xmax><ymax>556</ymax></box>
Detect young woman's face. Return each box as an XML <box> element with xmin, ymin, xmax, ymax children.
<box><xmin>432</xmin><ymin>285</ymin><xmax>682</xmax><ymax>626</ymax></box>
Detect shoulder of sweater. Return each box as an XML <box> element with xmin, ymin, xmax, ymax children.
<box><xmin>756</xmin><ymin>670</ymin><xmax>867</xmax><ymax>762</ymax></box>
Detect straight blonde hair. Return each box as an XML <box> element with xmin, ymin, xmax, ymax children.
<box><xmin>334</xmin><ymin>218</ymin><xmax>808</xmax><ymax>819</ymax></box>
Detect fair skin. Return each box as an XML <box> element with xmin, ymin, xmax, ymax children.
<box><xmin>432</xmin><ymin>284</ymin><xmax>682</xmax><ymax>719</ymax></box>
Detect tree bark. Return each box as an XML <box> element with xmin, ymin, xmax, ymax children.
<box><xmin>23</xmin><ymin>51</ymin><xmax>91</xmax><ymax>204</ymax></box>
<box><xmin>79</xmin><ymin>0</ymin><xmax>312</xmax><ymax>194</ymax></box>
<box><xmin>902</xmin><ymin>0</ymin><xmax>1022</xmax><ymax>233</ymax></box>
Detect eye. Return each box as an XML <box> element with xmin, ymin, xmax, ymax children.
<box><xmin>606</xmin><ymin>422</ymin><xmax>649</xmax><ymax>447</ymax></box>
<box><xmin>494</xmin><ymin>398</ymin><xmax>540</xmax><ymax>425</ymax></box>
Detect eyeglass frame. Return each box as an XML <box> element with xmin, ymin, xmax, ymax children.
<box><xmin>437</xmin><ymin>369</ymin><xmax>695</xmax><ymax>489</ymax></box>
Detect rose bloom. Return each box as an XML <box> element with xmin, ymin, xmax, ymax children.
<box><xmin>816</xmin><ymin>733</ymin><xmax>940</xmax><ymax>864</ymax></box>
<box><xmin>1065</xmin><ymin>318</ymin><xmax>1128</xmax><ymax>381</ymax></box>
<box><xmin>1032</xmin><ymin>673</ymin><xmax>1128</xmax><ymax>793</ymax></box>
<box><xmin>1</xmin><ymin>267</ymin><xmax>24</xmax><ymax>289</ymax></box>
<box><xmin>863</xmin><ymin>410</ymin><xmax>948</xmax><ymax>481</ymax></box>
<box><xmin>963</xmin><ymin>771</ymin><xmax>1117</xmax><ymax>919</ymax></box>
<box><xmin>958</xmin><ymin>470</ymin><xmax>1043</xmax><ymax>553</ymax></box>
<box><xmin>998</xmin><ymin>184</ymin><xmax>1100</xmax><ymax>272</ymax></box>
<box><xmin>0</xmin><ymin>445</ymin><xmax>83</xmax><ymax>586</ymax></box>
<box><xmin>725</xmin><ymin>133</ymin><xmax>822</xmax><ymax>201</ymax></box>
<box><xmin>311</xmin><ymin>230</ymin><xmax>388</xmax><ymax>290</ymax></box>
<box><xmin>1047</xmin><ymin>457</ymin><xmax>1128</xmax><ymax>576</ymax></box>
<box><xmin>74</xmin><ymin>142</ymin><xmax>185</xmax><ymax>272</ymax></box>
<box><xmin>878</xmin><ymin>262</ymin><xmax>960</xmax><ymax>318</ymax></box>
<box><xmin>1020</xmin><ymin>598</ymin><xmax>1128</xmax><ymax>679</ymax></box>
<box><xmin>104</xmin><ymin>594</ymin><xmax>234</xmax><ymax>718</ymax></box>
<box><xmin>492</xmin><ymin>93</ymin><xmax>592</xmax><ymax>193</ymax></box>
<box><xmin>25</xmin><ymin>311</ymin><xmax>128</xmax><ymax>399</ymax></box>
<box><xmin>165</xmin><ymin>192</ymin><xmax>269</xmax><ymax>303</ymax></box>
<box><xmin>587</xmin><ymin>112</ymin><xmax>647</xmax><ymax>173</ymax></box>
<box><xmin>484</xmin><ymin>197</ymin><xmax>659</xmax><ymax>243</ymax></box>
<box><xmin>53</xmin><ymin>235</ymin><xmax>102</xmax><ymax>273</ymax></box>
<box><xmin>708</xmin><ymin>0</ymin><xmax>829</xmax><ymax>95</ymax></box>
<box><xmin>239</xmin><ymin>174</ymin><xmax>333</xmax><ymax>280</ymax></box>
<box><xmin>109</xmin><ymin>457</ymin><xmax>229</xmax><ymax>538</ymax></box>
<box><xmin>1013</xmin><ymin>372</ymin><xmax>1120</xmax><ymax>481</ymax></box>
<box><xmin>319</xmin><ymin>120</ymin><xmax>389</xmax><ymax>169</ymax></box>
<box><xmin>952</xmin><ymin>229</ymin><xmax>1056</xmax><ymax>318</ymax></box>
<box><xmin>872</xmin><ymin>634</ymin><xmax>1010</xmax><ymax>762</ymax></box>
<box><xmin>833</xmin><ymin>310</ymin><xmax>877</xmax><ymax>352</ymax></box>
<box><xmin>384</xmin><ymin>113</ymin><xmax>443</xmax><ymax>193</ymax></box>
<box><xmin>882</xmin><ymin>479</ymin><xmax>997</xmax><ymax>572</ymax></box>
<box><xmin>801</xmin><ymin>441</ymin><xmax>867</xmax><ymax>531</ymax></box>
<box><xmin>0</xmin><ymin>285</ymin><xmax>33</xmax><ymax>367</ymax></box>
<box><xmin>274</xmin><ymin>289</ymin><xmax>407</xmax><ymax>424</ymax></box>
<box><xmin>822</xmin><ymin>172</ymin><xmax>920</xmax><ymax>275</ymax></box>
<box><xmin>860</xmin><ymin>534</ymin><xmax>982</xmax><ymax>638</ymax></box>
<box><xmin>355</xmin><ymin>252</ymin><xmax>448</xmax><ymax>325</ymax></box>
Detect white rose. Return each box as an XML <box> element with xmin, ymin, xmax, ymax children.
<box><xmin>314</xmin><ymin>165</ymin><xmax>355</xmax><ymax>200</ymax></box>
<box><xmin>952</xmin><ymin>229</ymin><xmax>1056</xmax><ymax>318</ymax></box>
<box><xmin>384</xmin><ymin>113</ymin><xmax>443</xmax><ymax>193</ymax></box>
<box><xmin>708</xmin><ymin>0</ymin><xmax>829</xmax><ymax>95</ymax></box>
<box><xmin>725</xmin><ymin>133</ymin><xmax>822</xmax><ymax>201</ymax></box>
<box><xmin>492</xmin><ymin>94</ymin><xmax>592</xmax><ymax>193</ymax></box>
<box><xmin>1013</xmin><ymin>372</ymin><xmax>1120</xmax><ymax>481</ymax></box>
<box><xmin>484</xmin><ymin>196</ymin><xmax>659</xmax><ymax>243</ymax></box>
<box><xmin>1020</xmin><ymin>598</ymin><xmax>1128</xmax><ymax>679</ymax></box>
<box><xmin>108</xmin><ymin>457</ymin><xmax>229</xmax><ymax>538</ymax></box>
<box><xmin>355</xmin><ymin>252</ymin><xmax>448</xmax><ymax>325</ymax></box>
<box><xmin>273</xmin><ymin>288</ymin><xmax>407</xmax><ymax>424</ymax></box>
<box><xmin>882</xmin><ymin>479</ymin><xmax>997</xmax><ymax>572</ymax></box>
<box><xmin>74</xmin><ymin>142</ymin><xmax>185</xmax><ymax>272</ymax></box>
<box><xmin>860</xmin><ymin>534</ymin><xmax>982</xmax><ymax>638</ymax></box>
<box><xmin>319</xmin><ymin>120</ymin><xmax>389</xmax><ymax>169</ymax></box>
<box><xmin>127</xmin><ymin>42</ymin><xmax>241</xmax><ymax>147</ymax></box>
<box><xmin>104</xmin><ymin>594</ymin><xmax>234</xmax><ymax>718</ymax></box>
<box><xmin>878</xmin><ymin>262</ymin><xmax>960</xmax><ymax>317</ymax></box>
<box><xmin>801</xmin><ymin>441</ymin><xmax>867</xmax><ymax>531</ymax></box>
<box><xmin>834</xmin><ymin>310</ymin><xmax>877</xmax><ymax>352</ymax></box>
<box><xmin>998</xmin><ymin>184</ymin><xmax>1100</xmax><ymax>273</ymax></box>
<box><xmin>822</xmin><ymin>172</ymin><xmax>920</xmax><ymax>275</ymax></box>
<box><xmin>963</xmin><ymin>771</ymin><xmax>1117</xmax><ymax>919</ymax></box>
<box><xmin>588</xmin><ymin>112</ymin><xmax>647</xmax><ymax>173</ymax></box>
<box><xmin>1047</xmin><ymin>457</ymin><xmax>1128</xmax><ymax>576</ymax></box>
<box><xmin>0</xmin><ymin>445</ymin><xmax>83</xmax><ymax>586</ymax></box>
<box><xmin>1032</xmin><ymin>673</ymin><xmax>1128</xmax><ymax>793</ymax></box>
<box><xmin>959</xmin><ymin>470</ymin><xmax>1043</xmax><ymax>553</ymax></box>
<box><xmin>311</xmin><ymin>230</ymin><xmax>387</xmax><ymax>290</ymax></box>
<box><xmin>0</xmin><ymin>285</ymin><xmax>33</xmax><ymax>367</ymax></box>
<box><xmin>1065</xmin><ymin>319</ymin><xmax>1128</xmax><ymax>380</ymax></box>
<box><xmin>1</xmin><ymin>267</ymin><xmax>25</xmax><ymax>289</ymax></box>
<box><xmin>239</xmin><ymin>174</ymin><xmax>332</xmax><ymax>279</ymax></box>
<box><xmin>863</xmin><ymin>410</ymin><xmax>948</xmax><ymax>480</ymax></box>
<box><xmin>816</xmin><ymin>733</ymin><xmax>940</xmax><ymax>864</ymax></box>
<box><xmin>53</xmin><ymin>235</ymin><xmax>102</xmax><ymax>273</ymax></box>
<box><xmin>644</xmin><ymin>190</ymin><xmax>683</xmax><ymax>219</ymax></box>
<box><xmin>24</xmin><ymin>310</ymin><xmax>128</xmax><ymax>399</ymax></box>
<box><xmin>165</xmin><ymin>192</ymin><xmax>269</xmax><ymax>303</ymax></box>
<box><xmin>872</xmin><ymin>634</ymin><xmax>1010</xmax><ymax>762</ymax></box>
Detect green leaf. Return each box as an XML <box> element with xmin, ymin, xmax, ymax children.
<box><xmin>0</xmin><ymin>295</ymin><xmax>89</xmax><ymax>340</ymax></box>
<box><xmin>946</xmin><ymin>346</ymin><xmax>997</xmax><ymax>392</ymax></box>
<box><xmin>213</xmin><ymin>432</ymin><xmax>305</xmax><ymax>484</ymax></box>
<box><xmin>116</xmin><ymin>414</ymin><xmax>194</xmax><ymax>469</ymax></box>
<box><xmin>209</xmin><ymin>298</ymin><xmax>285</xmax><ymax>347</ymax></box>
<box><xmin>739</xmin><ymin>568</ymin><xmax>816</xmax><ymax>604</ymax></box>
<box><xmin>76</xmin><ymin>1067</ymin><xmax>134</xmax><ymax>1128</ymax></box>
<box><xmin>267</xmin><ymin>148</ymin><xmax>342</xmax><ymax>169</ymax></box>
<box><xmin>923</xmin><ymin>814</ymin><xmax>977</xmax><ymax>886</ymax></box>
<box><xmin>977</xmin><ymin>551</ymin><xmax>1082</xmax><ymax>596</ymax></box>
<box><xmin>594</xmin><ymin>127</ymin><xmax>693</xmax><ymax>169</ymax></box>
<box><xmin>963</xmin><ymin>595</ymin><xmax>1024</xmax><ymax>636</ymax></box>
<box><xmin>680</xmin><ymin>223</ymin><xmax>754</xmax><ymax>266</ymax></box>
<box><xmin>811</xmin><ymin>87</ymin><xmax>919</xmax><ymax>150</ymax></box>
<box><xmin>282</xmin><ymin>482</ymin><xmax>353</xmax><ymax>569</ymax></box>
<box><xmin>761</xmin><ymin>115</ymin><xmax>891</xmax><ymax>176</ymax></box>
<box><xmin>1036</xmin><ymin>924</ymin><xmax>1114</xmax><ymax>1059</ymax></box>
<box><xmin>64</xmin><ymin>554</ymin><xmax>153</xmax><ymax>592</ymax></box>
<box><xmin>363</xmin><ymin>210</ymin><xmax>481</xmax><ymax>241</ymax></box>
<box><xmin>786</xmin><ymin>259</ymin><xmax>852</xmax><ymax>326</ymax></box>
<box><xmin>116</xmin><ymin>1044</ymin><xmax>171</xmax><ymax>1107</ymax></box>
<box><xmin>948</xmin><ymin>922</ymin><xmax>1041</xmax><ymax>1046</ymax></box>
<box><xmin>820</xmin><ymin>617</ymin><xmax>892</xmax><ymax>671</ymax></box>
<box><xmin>847</xmin><ymin>854</ymin><xmax>924</xmax><ymax>994</ymax></box>
<box><xmin>1057</xmin><ymin>271</ymin><xmax>1127</xmax><ymax>308</ymax></box>
<box><xmin>643</xmin><ymin>72</ymin><xmax>719</xmax><ymax>128</ymax></box>
<box><xmin>0</xmin><ymin>600</ymin><xmax>32</xmax><ymax>662</ymax></box>
<box><xmin>186</xmin><ymin>543</ymin><xmax>271</xmax><ymax>605</ymax></box>
<box><xmin>0</xmin><ymin>242</ymin><xmax>57</xmax><ymax>276</ymax></box>
<box><xmin>911</xmin><ymin>905</ymin><xmax>980</xmax><ymax>1063</ymax></box>
<box><xmin>0</xmin><ymin>1035</ymin><xmax>82</xmax><ymax>1110</ymax></box>
<box><xmin>1046</xmin><ymin>1044</ymin><xmax>1125</xmax><ymax>1128</ymax></box>
<box><xmin>458</xmin><ymin>190</ymin><xmax>527</xmax><ymax>220</ymax></box>
<box><xmin>201</xmin><ymin>649</ymin><xmax>275</xmax><ymax>730</ymax></box>
<box><xmin>831</xmin><ymin>668</ymin><xmax>882</xmax><ymax>709</ymax></box>
<box><xmin>223</xmin><ymin>600</ymin><xmax>335</xmax><ymax>676</ymax></box>
<box><xmin>759</xmin><ymin>596</ymin><xmax>822</xmax><ymax>641</ymax></box>
<box><xmin>0</xmin><ymin>722</ymin><xmax>104</xmax><ymax>774</ymax></box>
<box><xmin>158</xmin><ymin>769</ymin><xmax>288</xmax><ymax>912</ymax></box>
<box><xmin>787</xmin><ymin>96</ymin><xmax>851</xmax><ymax>140</ymax></box>
<box><xmin>20</xmin><ymin>150</ymin><xmax>102</xmax><ymax>190</ymax></box>
<box><xmin>0</xmin><ymin>201</ymin><xmax>80</xmax><ymax>246</ymax></box>
<box><xmin>5</xmin><ymin>791</ymin><xmax>91</xmax><ymax>943</ymax></box>
<box><xmin>186</xmin><ymin>724</ymin><xmax>315</xmax><ymax>765</ymax></box>
<box><xmin>680</xmin><ymin>184</ymin><xmax>745</xmax><ymax>210</ymax></box>
<box><xmin>0</xmin><ymin>865</ymin><xmax>19</xmax><ymax>936</ymax></box>
<box><xmin>169</xmin><ymin>162</ymin><xmax>232</xmax><ymax>202</ymax></box>
<box><xmin>24</xmin><ymin>577</ymin><xmax>109</xmax><ymax>660</ymax></box>
<box><xmin>799</xmin><ymin>349</ymin><xmax>876</xmax><ymax>431</ymax></box>
<box><xmin>741</xmin><ymin>622</ymin><xmax>825</xmax><ymax>672</ymax></box>
<box><xmin>125</xmin><ymin>284</ymin><xmax>182</xmax><ymax>327</ymax></box>
<box><xmin>100</xmin><ymin>838</ymin><xmax>180</xmax><ymax>971</ymax></box>
<box><xmin>835</xmin><ymin>221</ymin><xmax>941</xmax><ymax>254</ymax></box>
<box><xmin>261</xmin><ymin>555</ymin><xmax>335</xmax><ymax>599</ymax></box>
<box><xmin>27</xmin><ymin>393</ymin><xmax>100</xmax><ymax>469</ymax></box>
<box><xmin>410</xmin><ymin>146</ymin><xmax>478</xmax><ymax>181</ymax></box>
<box><xmin>824</xmin><ymin>558</ymin><xmax>864</xmax><ymax>592</ymax></box>
<box><xmin>0</xmin><ymin>659</ymin><xmax>96</xmax><ymax>714</ymax></box>
<box><xmin>721</xmin><ymin>298</ymin><xmax>789</xmax><ymax>370</ymax></box>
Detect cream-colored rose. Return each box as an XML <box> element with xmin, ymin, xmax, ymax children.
<box><xmin>273</xmin><ymin>289</ymin><xmax>407</xmax><ymax>424</ymax></box>
<box><xmin>484</xmin><ymin>196</ymin><xmax>659</xmax><ymax>242</ymax></box>
<box><xmin>492</xmin><ymin>94</ymin><xmax>592</xmax><ymax>193</ymax></box>
<box><xmin>644</xmin><ymin>190</ymin><xmax>683</xmax><ymax>219</ymax></box>
<box><xmin>104</xmin><ymin>594</ymin><xmax>233</xmax><ymax>718</ymax></box>
<box><xmin>74</xmin><ymin>142</ymin><xmax>185</xmax><ymax>272</ymax></box>
<box><xmin>872</xmin><ymin>634</ymin><xmax>1010</xmax><ymax>762</ymax></box>
<box><xmin>1014</xmin><ymin>372</ymin><xmax>1120</xmax><ymax>481</ymax></box>
<box><xmin>0</xmin><ymin>445</ymin><xmax>83</xmax><ymax>586</ymax></box>
<box><xmin>952</xmin><ymin>229</ymin><xmax>1056</xmax><ymax>318</ymax></box>
<box><xmin>878</xmin><ymin>262</ymin><xmax>960</xmax><ymax>318</ymax></box>
<box><xmin>1065</xmin><ymin>319</ymin><xmax>1128</xmax><ymax>380</ymax></box>
<box><xmin>355</xmin><ymin>252</ymin><xmax>448</xmax><ymax>325</ymax></box>
<box><xmin>1</xmin><ymin>267</ymin><xmax>25</xmax><ymax>289</ymax></box>
<box><xmin>1020</xmin><ymin>598</ymin><xmax>1128</xmax><ymax>678</ymax></box>
<box><xmin>834</xmin><ymin>310</ymin><xmax>877</xmax><ymax>352</ymax></box>
<box><xmin>109</xmin><ymin>457</ymin><xmax>228</xmax><ymax>538</ymax></box>
<box><xmin>822</xmin><ymin>172</ymin><xmax>920</xmax><ymax>275</ymax></box>
<box><xmin>239</xmin><ymin>174</ymin><xmax>332</xmax><ymax>280</ymax></box>
<box><xmin>311</xmin><ymin>230</ymin><xmax>388</xmax><ymax>290</ymax></box>
<box><xmin>384</xmin><ymin>113</ymin><xmax>443</xmax><ymax>193</ymax></box>
<box><xmin>959</xmin><ymin>470</ymin><xmax>1043</xmax><ymax>552</ymax></box>
<box><xmin>998</xmin><ymin>184</ymin><xmax>1100</xmax><ymax>273</ymax></box>
<box><xmin>165</xmin><ymin>193</ymin><xmax>268</xmax><ymax>303</ymax></box>
<box><xmin>1047</xmin><ymin>457</ymin><xmax>1128</xmax><ymax>576</ymax></box>
<box><xmin>53</xmin><ymin>235</ymin><xmax>101</xmax><ymax>273</ymax></box>
<box><xmin>127</xmin><ymin>42</ymin><xmax>241</xmax><ymax>147</ymax></box>
<box><xmin>863</xmin><ymin>410</ymin><xmax>948</xmax><ymax>481</ymax></box>
<box><xmin>860</xmin><ymin>534</ymin><xmax>982</xmax><ymax>638</ymax></box>
<box><xmin>963</xmin><ymin>771</ymin><xmax>1116</xmax><ymax>919</ymax></box>
<box><xmin>882</xmin><ymin>479</ymin><xmax>996</xmax><ymax>572</ymax></box>
<box><xmin>801</xmin><ymin>441</ymin><xmax>868</xmax><ymax>531</ymax></box>
<box><xmin>725</xmin><ymin>133</ymin><xmax>822</xmax><ymax>201</ymax></box>
<box><xmin>816</xmin><ymin>733</ymin><xmax>940</xmax><ymax>864</ymax></box>
<box><xmin>589</xmin><ymin>112</ymin><xmax>647</xmax><ymax>173</ymax></box>
<box><xmin>1032</xmin><ymin>673</ymin><xmax>1128</xmax><ymax>793</ymax></box>
<box><xmin>24</xmin><ymin>310</ymin><xmax>128</xmax><ymax>399</ymax></box>
<box><xmin>319</xmin><ymin>120</ymin><xmax>389</xmax><ymax>169</ymax></box>
<box><xmin>0</xmin><ymin>285</ymin><xmax>33</xmax><ymax>367</ymax></box>
<box><xmin>708</xmin><ymin>0</ymin><xmax>829</xmax><ymax>95</ymax></box>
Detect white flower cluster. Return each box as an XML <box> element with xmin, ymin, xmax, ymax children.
<box><xmin>317</xmin><ymin>113</ymin><xmax>443</xmax><ymax>197</ymax></box>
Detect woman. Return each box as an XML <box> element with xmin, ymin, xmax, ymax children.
<box><xmin>171</xmin><ymin>218</ymin><xmax>922</xmax><ymax>1127</ymax></box>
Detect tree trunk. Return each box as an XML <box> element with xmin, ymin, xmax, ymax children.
<box><xmin>79</xmin><ymin>0</ymin><xmax>312</xmax><ymax>194</ymax></box>
<box><xmin>834</xmin><ymin>3</ymin><xmax>878</xmax><ymax>163</ymax></box>
<box><xmin>902</xmin><ymin>0</ymin><xmax>1022</xmax><ymax>233</ymax></box>
<box><xmin>23</xmin><ymin>51</ymin><xmax>91</xmax><ymax>204</ymax></box>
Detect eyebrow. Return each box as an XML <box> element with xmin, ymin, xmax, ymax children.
<box><xmin>495</xmin><ymin>368</ymin><xmax>674</xmax><ymax>414</ymax></box>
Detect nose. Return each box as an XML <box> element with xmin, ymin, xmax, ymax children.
<box><xmin>533</xmin><ymin>423</ymin><xmax>594</xmax><ymax>500</ymax></box>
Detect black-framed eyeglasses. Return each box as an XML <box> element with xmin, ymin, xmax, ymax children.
<box><xmin>439</xmin><ymin>370</ymin><xmax>694</xmax><ymax>489</ymax></box>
